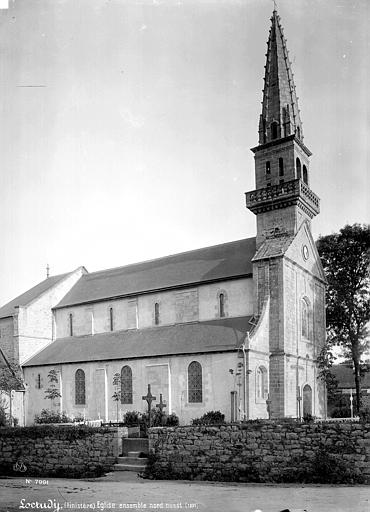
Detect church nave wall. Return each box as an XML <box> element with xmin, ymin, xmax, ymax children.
<box><xmin>54</xmin><ymin>277</ymin><xmax>254</xmax><ymax>339</ymax></box>
<box><xmin>23</xmin><ymin>351</ymin><xmax>239</xmax><ymax>425</ymax></box>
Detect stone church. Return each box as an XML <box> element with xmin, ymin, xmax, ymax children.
<box><xmin>0</xmin><ymin>10</ymin><xmax>326</xmax><ymax>426</ymax></box>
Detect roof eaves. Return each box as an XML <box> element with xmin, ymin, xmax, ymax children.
<box><xmin>23</xmin><ymin>347</ymin><xmax>239</xmax><ymax>368</ymax></box>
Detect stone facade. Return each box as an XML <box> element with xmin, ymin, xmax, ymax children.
<box><xmin>149</xmin><ymin>422</ymin><xmax>370</xmax><ymax>483</ymax></box>
<box><xmin>25</xmin><ymin>352</ymin><xmax>241</xmax><ymax>426</ymax></box>
<box><xmin>0</xmin><ymin>426</ymin><xmax>117</xmax><ymax>477</ymax></box>
<box><xmin>55</xmin><ymin>278</ymin><xmax>253</xmax><ymax>338</ymax></box>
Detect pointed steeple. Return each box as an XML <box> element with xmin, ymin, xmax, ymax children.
<box><xmin>259</xmin><ymin>10</ymin><xmax>303</xmax><ymax>145</ymax></box>
<box><xmin>246</xmin><ymin>9</ymin><xmax>320</xmax><ymax>250</ymax></box>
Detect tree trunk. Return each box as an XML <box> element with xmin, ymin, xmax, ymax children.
<box><xmin>353</xmin><ymin>359</ymin><xmax>362</xmax><ymax>414</ymax></box>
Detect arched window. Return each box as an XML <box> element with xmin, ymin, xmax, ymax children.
<box><xmin>121</xmin><ymin>365</ymin><xmax>133</xmax><ymax>404</ymax></box>
<box><xmin>219</xmin><ymin>293</ymin><xmax>225</xmax><ymax>318</ymax></box>
<box><xmin>301</xmin><ymin>298</ymin><xmax>309</xmax><ymax>339</ymax></box>
<box><xmin>279</xmin><ymin>157</ymin><xmax>284</xmax><ymax>176</ymax></box>
<box><xmin>296</xmin><ymin>157</ymin><xmax>301</xmax><ymax>180</ymax></box>
<box><xmin>75</xmin><ymin>369</ymin><xmax>86</xmax><ymax>405</ymax></box>
<box><xmin>296</xmin><ymin>126</ymin><xmax>301</xmax><ymax>139</ymax></box>
<box><xmin>109</xmin><ymin>307</ymin><xmax>114</xmax><ymax>331</ymax></box>
<box><xmin>69</xmin><ymin>313</ymin><xmax>73</xmax><ymax>337</ymax></box>
<box><xmin>303</xmin><ymin>165</ymin><xmax>308</xmax><ymax>185</ymax></box>
<box><xmin>265</xmin><ymin>161</ymin><xmax>271</xmax><ymax>175</ymax></box>
<box><xmin>271</xmin><ymin>122</ymin><xmax>278</xmax><ymax>140</ymax></box>
<box><xmin>256</xmin><ymin>366</ymin><xmax>268</xmax><ymax>400</ymax></box>
<box><xmin>188</xmin><ymin>361</ymin><xmax>202</xmax><ymax>403</ymax></box>
<box><xmin>154</xmin><ymin>302</ymin><xmax>160</xmax><ymax>325</ymax></box>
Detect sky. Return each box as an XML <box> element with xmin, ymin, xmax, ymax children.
<box><xmin>0</xmin><ymin>0</ymin><xmax>368</xmax><ymax>306</ymax></box>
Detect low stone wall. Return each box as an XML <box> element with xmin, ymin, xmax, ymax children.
<box><xmin>148</xmin><ymin>421</ymin><xmax>370</xmax><ymax>483</ymax></box>
<box><xmin>0</xmin><ymin>426</ymin><xmax>117</xmax><ymax>477</ymax></box>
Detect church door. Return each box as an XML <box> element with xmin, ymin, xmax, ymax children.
<box><xmin>302</xmin><ymin>384</ymin><xmax>312</xmax><ymax>417</ymax></box>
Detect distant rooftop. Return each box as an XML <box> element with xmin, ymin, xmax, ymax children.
<box><xmin>332</xmin><ymin>364</ymin><xmax>370</xmax><ymax>389</ymax></box>
<box><xmin>55</xmin><ymin>237</ymin><xmax>256</xmax><ymax>309</ymax></box>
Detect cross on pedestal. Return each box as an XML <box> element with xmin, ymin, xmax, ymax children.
<box><xmin>142</xmin><ymin>384</ymin><xmax>157</xmax><ymax>428</ymax></box>
<box><xmin>156</xmin><ymin>393</ymin><xmax>167</xmax><ymax>426</ymax></box>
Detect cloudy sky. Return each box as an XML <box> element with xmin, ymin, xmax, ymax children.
<box><xmin>0</xmin><ymin>0</ymin><xmax>368</xmax><ymax>306</ymax></box>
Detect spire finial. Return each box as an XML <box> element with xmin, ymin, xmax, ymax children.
<box><xmin>46</xmin><ymin>264</ymin><xmax>50</xmax><ymax>279</ymax></box>
<box><xmin>272</xmin><ymin>0</ymin><xmax>278</xmax><ymax>11</ymax></box>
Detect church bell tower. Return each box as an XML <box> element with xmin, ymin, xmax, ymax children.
<box><xmin>245</xmin><ymin>10</ymin><xmax>326</xmax><ymax>419</ymax></box>
<box><xmin>246</xmin><ymin>9</ymin><xmax>320</xmax><ymax>249</ymax></box>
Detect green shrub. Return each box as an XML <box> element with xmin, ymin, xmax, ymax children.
<box><xmin>123</xmin><ymin>410</ymin><xmax>140</xmax><ymax>426</ymax></box>
<box><xmin>191</xmin><ymin>411</ymin><xmax>225</xmax><ymax>425</ymax></box>
<box><xmin>34</xmin><ymin>409</ymin><xmax>72</xmax><ymax>424</ymax></box>
<box><xmin>166</xmin><ymin>413</ymin><xmax>180</xmax><ymax>426</ymax></box>
<box><xmin>328</xmin><ymin>392</ymin><xmax>351</xmax><ymax>418</ymax></box>
<box><xmin>0</xmin><ymin>403</ymin><xmax>8</xmax><ymax>427</ymax></box>
<box><xmin>302</xmin><ymin>413</ymin><xmax>315</xmax><ymax>423</ymax></box>
<box><xmin>359</xmin><ymin>407</ymin><xmax>370</xmax><ymax>423</ymax></box>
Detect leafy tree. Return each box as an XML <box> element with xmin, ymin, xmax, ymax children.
<box><xmin>316</xmin><ymin>223</ymin><xmax>370</xmax><ymax>413</ymax></box>
<box><xmin>112</xmin><ymin>372</ymin><xmax>121</xmax><ymax>421</ymax></box>
<box><xmin>44</xmin><ymin>369</ymin><xmax>61</xmax><ymax>407</ymax></box>
<box><xmin>0</xmin><ymin>349</ymin><xmax>24</xmax><ymax>426</ymax></box>
<box><xmin>316</xmin><ymin>344</ymin><xmax>338</xmax><ymax>402</ymax></box>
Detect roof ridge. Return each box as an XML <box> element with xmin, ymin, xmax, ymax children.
<box><xmin>85</xmin><ymin>237</ymin><xmax>255</xmax><ymax>278</ymax></box>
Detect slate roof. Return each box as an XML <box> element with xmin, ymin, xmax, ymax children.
<box><xmin>56</xmin><ymin>238</ymin><xmax>256</xmax><ymax>309</ymax></box>
<box><xmin>252</xmin><ymin>234</ymin><xmax>294</xmax><ymax>261</ymax></box>
<box><xmin>331</xmin><ymin>364</ymin><xmax>370</xmax><ymax>389</ymax></box>
<box><xmin>0</xmin><ymin>273</ymin><xmax>70</xmax><ymax>319</ymax></box>
<box><xmin>23</xmin><ymin>316</ymin><xmax>252</xmax><ymax>367</ymax></box>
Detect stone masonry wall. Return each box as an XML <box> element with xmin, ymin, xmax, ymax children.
<box><xmin>0</xmin><ymin>426</ymin><xmax>117</xmax><ymax>477</ymax></box>
<box><xmin>149</xmin><ymin>421</ymin><xmax>370</xmax><ymax>483</ymax></box>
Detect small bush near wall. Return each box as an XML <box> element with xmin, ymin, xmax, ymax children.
<box><xmin>0</xmin><ymin>425</ymin><xmax>116</xmax><ymax>478</ymax></box>
<box><xmin>145</xmin><ymin>421</ymin><xmax>370</xmax><ymax>484</ymax></box>
<box><xmin>191</xmin><ymin>411</ymin><xmax>225</xmax><ymax>425</ymax></box>
<box><xmin>122</xmin><ymin>409</ymin><xmax>180</xmax><ymax>437</ymax></box>
<box><xmin>34</xmin><ymin>409</ymin><xmax>73</xmax><ymax>424</ymax></box>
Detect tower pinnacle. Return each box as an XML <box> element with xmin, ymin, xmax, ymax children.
<box><xmin>259</xmin><ymin>10</ymin><xmax>303</xmax><ymax>145</ymax></box>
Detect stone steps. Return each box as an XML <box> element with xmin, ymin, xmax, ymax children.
<box><xmin>113</xmin><ymin>452</ymin><xmax>148</xmax><ymax>473</ymax></box>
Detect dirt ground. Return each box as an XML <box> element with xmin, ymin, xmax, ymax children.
<box><xmin>0</xmin><ymin>472</ymin><xmax>369</xmax><ymax>512</ymax></box>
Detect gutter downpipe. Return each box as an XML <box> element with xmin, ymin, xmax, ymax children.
<box><xmin>242</xmin><ymin>332</ymin><xmax>251</xmax><ymax>421</ymax></box>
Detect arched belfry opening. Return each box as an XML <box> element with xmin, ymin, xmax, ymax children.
<box><xmin>296</xmin><ymin>157</ymin><xmax>302</xmax><ymax>180</ymax></box>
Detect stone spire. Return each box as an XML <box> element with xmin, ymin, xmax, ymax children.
<box><xmin>259</xmin><ymin>10</ymin><xmax>303</xmax><ymax>145</ymax></box>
